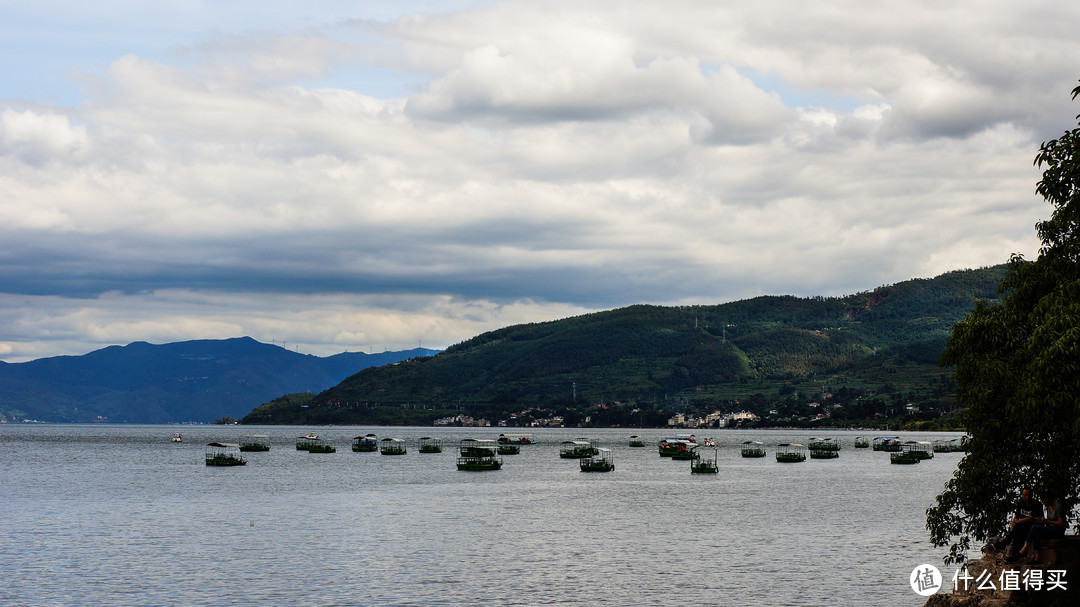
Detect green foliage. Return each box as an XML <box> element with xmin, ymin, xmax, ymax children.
<box><xmin>927</xmin><ymin>83</ymin><xmax>1080</xmax><ymax>565</ymax></box>
<box><xmin>240</xmin><ymin>393</ymin><xmax>316</xmax><ymax>424</ymax></box>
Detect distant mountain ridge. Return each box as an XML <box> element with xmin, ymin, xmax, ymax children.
<box><xmin>243</xmin><ymin>265</ymin><xmax>1008</xmax><ymax>427</ymax></box>
<box><xmin>0</xmin><ymin>337</ymin><xmax>437</xmax><ymax>423</ymax></box>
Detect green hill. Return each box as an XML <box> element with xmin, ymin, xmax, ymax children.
<box><xmin>242</xmin><ymin>266</ymin><xmax>1006</xmax><ymax>428</ymax></box>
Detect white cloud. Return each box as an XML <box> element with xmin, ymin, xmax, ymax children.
<box><xmin>0</xmin><ymin>291</ymin><xmax>590</xmax><ymax>363</ymax></box>
<box><xmin>0</xmin><ymin>109</ymin><xmax>90</xmax><ymax>166</ymax></box>
<box><xmin>1</xmin><ymin>0</ymin><xmax>1075</xmax><ymax>361</ymax></box>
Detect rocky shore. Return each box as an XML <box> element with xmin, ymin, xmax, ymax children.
<box><xmin>925</xmin><ymin>536</ymin><xmax>1077</xmax><ymax>606</ymax></box>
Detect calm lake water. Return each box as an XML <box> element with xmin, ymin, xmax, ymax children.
<box><xmin>1</xmin><ymin>425</ymin><xmax>966</xmax><ymax>606</ymax></box>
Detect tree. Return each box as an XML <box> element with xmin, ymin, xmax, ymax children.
<box><xmin>927</xmin><ymin>83</ymin><xmax>1080</xmax><ymax>564</ymax></box>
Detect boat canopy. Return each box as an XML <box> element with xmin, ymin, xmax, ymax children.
<box><xmin>207</xmin><ymin>442</ymin><xmax>240</xmax><ymax>448</ymax></box>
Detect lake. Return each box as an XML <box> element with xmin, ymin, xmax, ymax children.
<box><xmin>0</xmin><ymin>425</ymin><xmax>965</xmax><ymax>606</ymax></box>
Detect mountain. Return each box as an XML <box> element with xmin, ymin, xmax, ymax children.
<box><xmin>243</xmin><ymin>266</ymin><xmax>1007</xmax><ymax>427</ymax></box>
<box><xmin>0</xmin><ymin>337</ymin><xmax>437</xmax><ymax>423</ymax></box>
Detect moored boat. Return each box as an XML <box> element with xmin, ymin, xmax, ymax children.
<box><xmin>933</xmin><ymin>438</ymin><xmax>964</xmax><ymax>453</ymax></box>
<box><xmin>628</xmin><ymin>435</ymin><xmax>645</xmax><ymax>448</ymax></box>
<box><xmin>497</xmin><ymin>433</ymin><xmax>533</xmax><ymax>445</ymax></box>
<box><xmin>890</xmin><ymin>442</ymin><xmax>922</xmax><ymax>464</ymax></box>
<box><xmin>380</xmin><ymin>437</ymin><xmax>406</xmax><ymax>455</ymax></box>
<box><xmin>669</xmin><ymin>442</ymin><xmax>700</xmax><ymax>460</ymax></box>
<box><xmin>579</xmin><ymin>447</ymin><xmax>614</xmax><ymax>472</ymax></box>
<box><xmin>172</xmin><ymin>432</ymin><xmax>183</xmax><ymax>442</ymax></box>
<box><xmin>418</xmin><ymin>437</ymin><xmax>442</xmax><ymax>453</ymax></box>
<box><xmin>808</xmin><ymin>437</ymin><xmax>839</xmax><ymax>459</ymax></box>
<box><xmin>691</xmin><ymin>448</ymin><xmax>719</xmax><ymax>474</ymax></box>
<box><xmin>657</xmin><ymin>435</ymin><xmax>695</xmax><ymax>456</ymax></box>
<box><xmin>239</xmin><ymin>435</ymin><xmax>270</xmax><ymax>452</ymax></box>
<box><xmin>807</xmin><ymin>437</ymin><xmax>840</xmax><ymax>451</ymax></box>
<box><xmin>559</xmin><ymin>440</ymin><xmax>597</xmax><ymax>459</ymax></box>
<box><xmin>205</xmin><ymin>442</ymin><xmax>246</xmax><ymax>466</ymax></box>
<box><xmin>872</xmin><ymin>436</ymin><xmax>902</xmax><ymax>452</ymax></box>
<box><xmin>497</xmin><ymin>443</ymin><xmax>520</xmax><ymax>455</ymax></box>
<box><xmin>352</xmin><ymin>433</ymin><xmax>378</xmax><ymax>452</ymax></box>
<box><xmin>658</xmin><ymin>437</ymin><xmax>696</xmax><ymax>458</ymax></box>
<box><xmin>903</xmin><ymin>440</ymin><xmax>933</xmax><ymax>460</ymax></box>
<box><xmin>775</xmin><ymin>443</ymin><xmax>807</xmax><ymax>463</ymax></box>
<box><xmin>740</xmin><ymin>440</ymin><xmax>766</xmax><ymax>458</ymax></box>
<box><xmin>306</xmin><ymin>437</ymin><xmax>336</xmax><ymax>453</ymax></box>
<box><xmin>296</xmin><ymin>433</ymin><xmax>319</xmax><ymax>450</ymax></box>
<box><xmin>854</xmin><ymin>436</ymin><xmax>870</xmax><ymax>449</ymax></box>
<box><xmin>457</xmin><ymin>439</ymin><xmax>502</xmax><ymax>471</ymax></box>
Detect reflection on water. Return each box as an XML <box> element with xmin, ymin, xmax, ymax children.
<box><xmin>0</xmin><ymin>425</ymin><xmax>965</xmax><ymax>605</ymax></box>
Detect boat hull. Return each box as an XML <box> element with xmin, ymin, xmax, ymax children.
<box><xmin>457</xmin><ymin>458</ymin><xmax>502</xmax><ymax>471</ymax></box>
<box><xmin>205</xmin><ymin>456</ymin><xmax>246</xmax><ymax>466</ymax></box>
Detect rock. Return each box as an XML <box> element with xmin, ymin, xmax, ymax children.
<box><xmin>925</xmin><ymin>536</ymin><xmax>1078</xmax><ymax>606</ymax></box>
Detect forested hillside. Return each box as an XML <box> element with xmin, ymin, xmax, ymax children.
<box><xmin>243</xmin><ymin>266</ymin><xmax>1006</xmax><ymax>428</ymax></box>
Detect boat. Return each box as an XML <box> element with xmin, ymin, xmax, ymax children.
<box><xmin>628</xmin><ymin>435</ymin><xmax>646</xmax><ymax>448</ymax></box>
<box><xmin>890</xmin><ymin>442</ymin><xmax>922</xmax><ymax>464</ymax></box>
<box><xmin>497</xmin><ymin>443</ymin><xmax>520</xmax><ymax>455</ymax></box>
<box><xmin>808</xmin><ymin>437</ymin><xmax>839</xmax><ymax>459</ymax></box>
<box><xmin>351</xmin><ymin>433</ymin><xmax>378</xmax><ymax>452</ymax></box>
<box><xmin>807</xmin><ymin>437</ymin><xmax>840</xmax><ymax>451</ymax></box>
<box><xmin>691</xmin><ymin>448</ymin><xmax>719</xmax><ymax>474</ymax></box>
<box><xmin>497</xmin><ymin>433</ymin><xmax>533</xmax><ymax>445</ymax></box>
<box><xmin>903</xmin><ymin>440</ymin><xmax>934</xmax><ymax>460</ymax></box>
<box><xmin>872</xmin><ymin>436</ymin><xmax>902</xmax><ymax>452</ymax></box>
<box><xmin>854</xmin><ymin>436</ymin><xmax>870</xmax><ymax>449</ymax></box>
<box><xmin>305</xmin><ymin>437</ymin><xmax>336</xmax><ymax>453</ymax></box>
<box><xmin>669</xmin><ymin>443</ymin><xmax>701</xmax><ymax>461</ymax></box>
<box><xmin>457</xmin><ymin>439</ymin><xmax>502</xmax><ymax>471</ymax></box>
<box><xmin>702</xmin><ymin>437</ymin><xmax>717</xmax><ymax>448</ymax></box>
<box><xmin>380</xmin><ymin>438</ymin><xmax>407</xmax><ymax>455</ymax></box>
<box><xmin>775</xmin><ymin>443</ymin><xmax>807</xmax><ymax>463</ymax></box>
<box><xmin>657</xmin><ymin>435</ymin><xmax>695</xmax><ymax>456</ymax></box>
<box><xmin>418</xmin><ymin>437</ymin><xmax>442</xmax><ymax>453</ymax></box>
<box><xmin>579</xmin><ymin>447</ymin><xmax>615</xmax><ymax>472</ymax></box>
<box><xmin>932</xmin><ymin>438</ymin><xmax>964</xmax><ymax>453</ymax></box>
<box><xmin>172</xmin><ymin>432</ymin><xmax>183</xmax><ymax>442</ymax></box>
<box><xmin>559</xmin><ymin>440</ymin><xmax>598</xmax><ymax>459</ymax></box>
<box><xmin>740</xmin><ymin>441</ymin><xmax>767</xmax><ymax>458</ymax></box>
<box><xmin>239</xmin><ymin>435</ymin><xmax>270</xmax><ymax>452</ymax></box>
<box><xmin>658</xmin><ymin>438</ymin><xmax>696</xmax><ymax>458</ymax></box>
<box><xmin>296</xmin><ymin>433</ymin><xmax>319</xmax><ymax>450</ymax></box>
<box><xmin>205</xmin><ymin>442</ymin><xmax>246</xmax><ymax>466</ymax></box>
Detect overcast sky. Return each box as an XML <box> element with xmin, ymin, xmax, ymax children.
<box><xmin>1</xmin><ymin>1</ymin><xmax>1076</xmax><ymax>363</ymax></box>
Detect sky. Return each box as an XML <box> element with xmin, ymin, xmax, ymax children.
<box><xmin>1</xmin><ymin>0</ymin><xmax>1077</xmax><ymax>363</ymax></box>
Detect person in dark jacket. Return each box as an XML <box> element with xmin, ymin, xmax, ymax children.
<box><xmin>994</xmin><ymin>487</ymin><xmax>1043</xmax><ymax>555</ymax></box>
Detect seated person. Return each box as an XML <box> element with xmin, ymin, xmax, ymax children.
<box><xmin>1011</xmin><ymin>494</ymin><xmax>1068</xmax><ymax>562</ymax></box>
<box><xmin>994</xmin><ymin>487</ymin><xmax>1043</xmax><ymax>554</ymax></box>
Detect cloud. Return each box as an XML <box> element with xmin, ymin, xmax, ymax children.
<box><xmin>0</xmin><ymin>109</ymin><xmax>90</xmax><ymax>166</ymax></box>
<box><xmin>2</xmin><ymin>0</ymin><xmax>1077</xmax><ymax>361</ymax></box>
<box><xmin>0</xmin><ymin>290</ymin><xmax>590</xmax><ymax>362</ymax></box>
